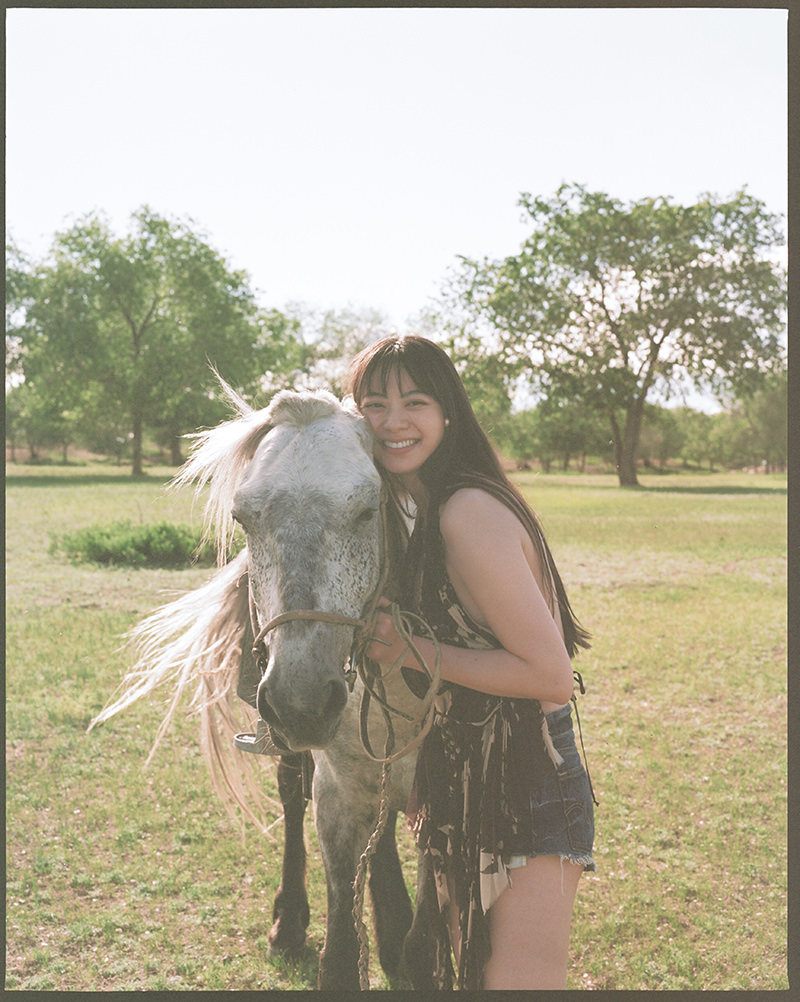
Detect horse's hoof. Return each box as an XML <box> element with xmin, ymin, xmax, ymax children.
<box><xmin>267</xmin><ymin>919</ymin><xmax>307</xmax><ymax>957</ymax></box>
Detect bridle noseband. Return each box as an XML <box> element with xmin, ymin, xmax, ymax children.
<box><xmin>250</xmin><ymin>603</ymin><xmax>374</xmax><ymax>693</ymax></box>
<box><xmin>247</xmin><ymin>489</ymin><xmax>393</xmax><ymax>693</ymax></box>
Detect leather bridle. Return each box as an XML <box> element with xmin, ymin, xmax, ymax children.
<box><xmin>245</xmin><ymin>488</ymin><xmax>441</xmax><ymax>764</ymax></box>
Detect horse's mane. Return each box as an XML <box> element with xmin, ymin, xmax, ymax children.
<box><xmin>88</xmin><ymin>381</ymin><xmax>360</xmax><ymax>833</ymax></box>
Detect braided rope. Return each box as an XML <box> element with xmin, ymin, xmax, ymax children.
<box><xmin>352</xmin><ymin>758</ymin><xmax>392</xmax><ymax>990</ymax></box>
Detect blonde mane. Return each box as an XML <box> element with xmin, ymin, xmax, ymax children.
<box><xmin>89</xmin><ymin>382</ymin><xmax>354</xmax><ymax>832</ymax></box>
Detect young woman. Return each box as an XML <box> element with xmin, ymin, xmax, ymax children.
<box><xmin>346</xmin><ymin>335</ymin><xmax>596</xmax><ymax>990</ymax></box>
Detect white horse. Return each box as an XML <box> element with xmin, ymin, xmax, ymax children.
<box><xmin>90</xmin><ymin>385</ymin><xmax>436</xmax><ymax>989</ymax></box>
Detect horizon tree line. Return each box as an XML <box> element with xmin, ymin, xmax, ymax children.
<box><xmin>6</xmin><ymin>185</ymin><xmax>786</xmax><ymax>485</ymax></box>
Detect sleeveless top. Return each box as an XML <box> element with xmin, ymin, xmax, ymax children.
<box><xmin>402</xmin><ymin>506</ymin><xmax>564</xmax><ymax>990</ymax></box>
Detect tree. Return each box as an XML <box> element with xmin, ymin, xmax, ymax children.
<box><xmin>498</xmin><ymin>408</ymin><xmax>540</xmax><ymax>468</ymax></box>
<box><xmin>675</xmin><ymin>408</ymin><xmax>754</xmax><ymax>473</ymax></box>
<box><xmin>737</xmin><ymin>368</ymin><xmax>787</xmax><ymax>472</ymax></box>
<box><xmin>5</xmin><ymin>239</ymin><xmax>32</xmax><ymax>390</ymax></box>
<box><xmin>438</xmin><ymin>184</ymin><xmax>786</xmax><ymax>485</ymax></box>
<box><xmin>12</xmin><ymin>208</ymin><xmax>305</xmax><ymax>474</ymax></box>
<box><xmin>638</xmin><ymin>404</ymin><xmax>686</xmax><ymax>470</ymax></box>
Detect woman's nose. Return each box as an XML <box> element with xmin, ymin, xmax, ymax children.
<box><xmin>382</xmin><ymin>403</ymin><xmax>407</xmax><ymax>429</ymax></box>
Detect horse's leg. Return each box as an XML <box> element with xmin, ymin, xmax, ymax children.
<box><xmin>368</xmin><ymin>809</ymin><xmax>413</xmax><ymax>986</ymax></box>
<box><xmin>315</xmin><ymin>800</ymin><xmax>414</xmax><ymax>988</ymax></box>
<box><xmin>313</xmin><ymin>767</ymin><xmax>370</xmax><ymax>990</ymax></box>
<box><xmin>314</xmin><ymin>821</ymin><xmax>361</xmax><ymax>987</ymax></box>
<box><xmin>267</xmin><ymin>753</ymin><xmax>310</xmax><ymax>956</ymax></box>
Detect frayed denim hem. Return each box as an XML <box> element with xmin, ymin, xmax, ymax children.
<box><xmin>505</xmin><ymin>851</ymin><xmax>596</xmax><ymax>873</ymax></box>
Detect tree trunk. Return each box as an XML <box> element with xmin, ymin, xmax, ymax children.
<box><xmin>610</xmin><ymin>405</ymin><xmax>643</xmax><ymax>487</ymax></box>
<box><xmin>132</xmin><ymin>412</ymin><xmax>144</xmax><ymax>477</ymax></box>
<box><xmin>170</xmin><ymin>428</ymin><xmax>183</xmax><ymax>466</ymax></box>
<box><xmin>616</xmin><ymin>439</ymin><xmax>639</xmax><ymax>486</ymax></box>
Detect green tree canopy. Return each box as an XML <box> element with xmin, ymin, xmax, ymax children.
<box><xmin>10</xmin><ymin>208</ymin><xmax>307</xmax><ymax>473</ymax></box>
<box><xmin>437</xmin><ymin>184</ymin><xmax>786</xmax><ymax>485</ymax></box>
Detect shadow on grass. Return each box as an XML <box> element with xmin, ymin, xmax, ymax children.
<box><xmin>640</xmin><ymin>485</ymin><xmax>786</xmax><ymax>496</ymax></box>
<box><xmin>6</xmin><ymin>473</ymin><xmax>170</xmax><ymax>488</ymax></box>
<box><xmin>10</xmin><ymin>471</ymin><xmax>786</xmax><ymax>498</ymax></box>
<box><xmin>515</xmin><ymin>474</ymin><xmax>786</xmax><ymax>497</ymax></box>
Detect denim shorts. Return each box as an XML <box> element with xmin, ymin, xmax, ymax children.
<box><xmin>505</xmin><ymin>703</ymin><xmax>596</xmax><ymax>871</ymax></box>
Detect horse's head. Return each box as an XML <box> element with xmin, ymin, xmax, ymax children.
<box><xmin>230</xmin><ymin>392</ymin><xmax>383</xmax><ymax>751</ymax></box>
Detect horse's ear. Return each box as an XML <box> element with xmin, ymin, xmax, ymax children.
<box><xmin>341</xmin><ymin>394</ymin><xmax>360</xmax><ymax>417</ymax></box>
<box><xmin>341</xmin><ymin>396</ymin><xmax>374</xmax><ymax>453</ymax></box>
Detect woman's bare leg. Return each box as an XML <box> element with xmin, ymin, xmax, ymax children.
<box><xmin>482</xmin><ymin>855</ymin><xmax>582</xmax><ymax>990</ymax></box>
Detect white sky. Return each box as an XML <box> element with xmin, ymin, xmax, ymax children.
<box><xmin>6</xmin><ymin>7</ymin><xmax>788</xmax><ymax>333</ymax></box>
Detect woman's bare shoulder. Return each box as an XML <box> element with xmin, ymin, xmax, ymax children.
<box><xmin>439</xmin><ymin>487</ymin><xmax>522</xmax><ymax>542</ymax></box>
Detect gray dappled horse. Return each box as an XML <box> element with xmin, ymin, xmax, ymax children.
<box><xmin>90</xmin><ymin>386</ymin><xmax>435</xmax><ymax>989</ymax></box>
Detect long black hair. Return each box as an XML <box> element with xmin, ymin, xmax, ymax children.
<box><xmin>346</xmin><ymin>335</ymin><xmax>590</xmax><ymax>656</ymax></box>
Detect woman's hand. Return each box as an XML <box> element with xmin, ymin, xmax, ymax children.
<box><xmin>365</xmin><ymin>597</ymin><xmax>409</xmax><ymax>665</ymax></box>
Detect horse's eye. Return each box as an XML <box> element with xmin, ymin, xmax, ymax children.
<box><xmin>354</xmin><ymin>508</ymin><xmax>377</xmax><ymax>527</ymax></box>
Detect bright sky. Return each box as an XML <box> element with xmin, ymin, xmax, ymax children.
<box><xmin>7</xmin><ymin>7</ymin><xmax>787</xmax><ymax>332</ymax></box>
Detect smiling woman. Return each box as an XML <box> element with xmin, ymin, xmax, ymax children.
<box><xmin>345</xmin><ymin>335</ymin><xmax>595</xmax><ymax>990</ymax></box>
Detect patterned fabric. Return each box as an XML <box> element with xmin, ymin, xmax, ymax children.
<box><xmin>403</xmin><ymin>510</ymin><xmax>561</xmax><ymax>990</ymax></box>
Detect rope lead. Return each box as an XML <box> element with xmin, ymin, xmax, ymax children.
<box><xmin>352</xmin><ymin>759</ymin><xmax>392</xmax><ymax>990</ymax></box>
<box><xmin>350</xmin><ymin>603</ymin><xmax>442</xmax><ymax>990</ymax></box>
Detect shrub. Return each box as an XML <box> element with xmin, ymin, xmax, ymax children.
<box><xmin>49</xmin><ymin>521</ymin><xmax>219</xmax><ymax>569</ymax></box>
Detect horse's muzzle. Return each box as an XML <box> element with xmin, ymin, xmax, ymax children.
<box><xmin>256</xmin><ymin>673</ymin><xmax>348</xmax><ymax>752</ymax></box>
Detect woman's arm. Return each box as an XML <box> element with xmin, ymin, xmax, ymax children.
<box><xmin>366</xmin><ymin>489</ymin><xmax>575</xmax><ymax>704</ymax></box>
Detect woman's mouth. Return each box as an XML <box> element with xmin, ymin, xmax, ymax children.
<box><xmin>382</xmin><ymin>439</ymin><xmax>418</xmax><ymax>450</ymax></box>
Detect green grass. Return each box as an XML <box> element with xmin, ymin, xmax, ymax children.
<box><xmin>6</xmin><ymin>465</ymin><xmax>787</xmax><ymax>990</ymax></box>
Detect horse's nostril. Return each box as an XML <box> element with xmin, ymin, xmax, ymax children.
<box><xmin>323</xmin><ymin>679</ymin><xmax>348</xmax><ymax>723</ymax></box>
<box><xmin>257</xmin><ymin>682</ymin><xmax>277</xmax><ymax>727</ymax></box>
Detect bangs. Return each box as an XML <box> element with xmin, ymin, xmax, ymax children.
<box><xmin>353</xmin><ymin>339</ymin><xmax>443</xmax><ymax>404</ymax></box>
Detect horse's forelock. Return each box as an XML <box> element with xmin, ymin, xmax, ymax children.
<box><xmin>266</xmin><ymin>389</ymin><xmax>341</xmax><ymax>429</ymax></box>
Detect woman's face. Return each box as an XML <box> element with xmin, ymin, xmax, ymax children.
<box><xmin>359</xmin><ymin>366</ymin><xmax>446</xmax><ymax>492</ymax></box>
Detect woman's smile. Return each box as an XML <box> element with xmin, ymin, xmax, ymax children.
<box><xmin>382</xmin><ymin>438</ymin><xmax>420</xmax><ymax>450</ymax></box>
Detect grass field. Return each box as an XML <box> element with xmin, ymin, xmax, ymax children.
<box><xmin>5</xmin><ymin>464</ymin><xmax>788</xmax><ymax>990</ymax></box>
